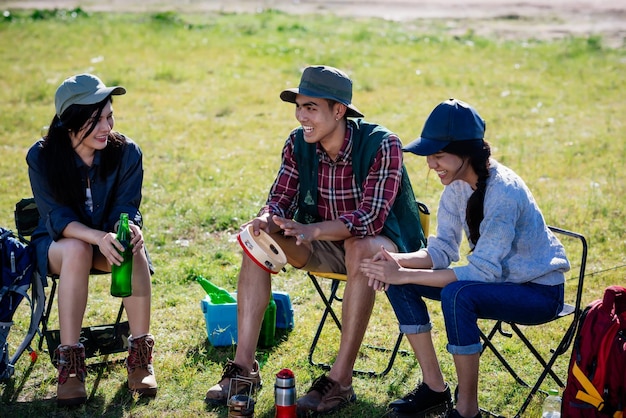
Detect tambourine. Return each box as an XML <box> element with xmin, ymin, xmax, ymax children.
<box><xmin>237</xmin><ymin>224</ymin><xmax>287</xmax><ymax>274</ymax></box>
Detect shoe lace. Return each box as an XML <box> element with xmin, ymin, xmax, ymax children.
<box><xmin>221</xmin><ymin>361</ymin><xmax>245</xmax><ymax>379</ymax></box>
<box><xmin>127</xmin><ymin>336</ymin><xmax>154</xmax><ymax>371</ymax></box>
<box><xmin>56</xmin><ymin>345</ymin><xmax>86</xmax><ymax>384</ymax></box>
<box><xmin>309</xmin><ymin>375</ymin><xmax>335</xmax><ymax>396</ymax></box>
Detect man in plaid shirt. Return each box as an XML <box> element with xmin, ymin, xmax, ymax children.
<box><xmin>205</xmin><ymin>65</ymin><xmax>423</xmax><ymax>415</ymax></box>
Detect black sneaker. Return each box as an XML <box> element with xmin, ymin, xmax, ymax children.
<box><xmin>389</xmin><ymin>382</ymin><xmax>453</xmax><ymax>417</ymax></box>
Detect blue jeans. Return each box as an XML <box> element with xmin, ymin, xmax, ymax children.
<box><xmin>386</xmin><ymin>280</ymin><xmax>564</xmax><ymax>355</ymax></box>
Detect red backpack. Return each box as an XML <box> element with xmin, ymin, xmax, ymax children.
<box><xmin>562</xmin><ymin>285</ymin><xmax>626</xmax><ymax>417</ymax></box>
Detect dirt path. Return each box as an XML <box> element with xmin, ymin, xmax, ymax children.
<box><xmin>2</xmin><ymin>0</ymin><xmax>625</xmax><ymax>47</ymax></box>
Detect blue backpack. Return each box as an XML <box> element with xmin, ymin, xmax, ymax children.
<box><xmin>0</xmin><ymin>226</ymin><xmax>34</xmax><ymax>379</ymax></box>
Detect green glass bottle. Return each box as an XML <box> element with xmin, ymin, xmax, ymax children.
<box><xmin>110</xmin><ymin>213</ymin><xmax>133</xmax><ymax>297</ymax></box>
<box><xmin>258</xmin><ymin>295</ymin><xmax>276</xmax><ymax>347</ymax></box>
<box><xmin>195</xmin><ymin>276</ymin><xmax>236</xmax><ymax>304</ymax></box>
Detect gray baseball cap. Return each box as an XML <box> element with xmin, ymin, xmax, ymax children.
<box><xmin>404</xmin><ymin>98</ymin><xmax>485</xmax><ymax>156</ymax></box>
<box><xmin>280</xmin><ymin>65</ymin><xmax>364</xmax><ymax>118</ymax></box>
<box><xmin>55</xmin><ymin>73</ymin><xmax>126</xmax><ymax>117</ymax></box>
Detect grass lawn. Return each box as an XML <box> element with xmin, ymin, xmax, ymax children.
<box><xmin>1</xmin><ymin>6</ymin><xmax>625</xmax><ymax>418</ymax></box>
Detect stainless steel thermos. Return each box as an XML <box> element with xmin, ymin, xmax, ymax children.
<box><xmin>274</xmin><ymin>368</ymin><xmax>297</xmax><ymax>418</ymax></box>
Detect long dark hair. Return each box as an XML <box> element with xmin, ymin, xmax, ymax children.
<box><xmin>41</xmin><ymin>96</ymin><xmax>126</xmax><ymax>211</ymax></box>
<box><xmin>441</xmin><ymin>139</ymin><xmax>491</xmax><ymax>246</ymax></box>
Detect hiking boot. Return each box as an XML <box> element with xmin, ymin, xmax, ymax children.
<box><xmin>205</xmin><ymin>359</ymin><xmax>261</xmax><ymax>405</ymax></box>
<box><xmin>446</xmin><ymin>409</ymin><xmax>481</xmax><ymax>418</ymax></box>
<box><xmin>56</xmin><ymin>343</ymin><xmax>87</xmax><ymax>407</ymax></box>
<box><xmin>388</xmin><ymin>382</ymin><xmax>452</xmax><ymax>417</ymax></box>
<box><xmin>126</xmin><ymin>334</ymin><xmax>158</xmax><ymax>397</ymax></box>
<box><xmin>296</xmin><ymin>374</ymin><xmax>356</xmax><ymax>415</ymax></box>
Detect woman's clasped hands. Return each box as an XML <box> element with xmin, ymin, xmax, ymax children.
<box><xmin>361</xmin><ymin>246</ymin><xmax>405</xmax><ymax>292</ymax></box>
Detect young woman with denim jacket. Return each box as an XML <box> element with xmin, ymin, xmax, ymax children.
<box><xmin>26</xmin><ymin>74</ymin><xmax>157</xmax><ymax>406</ymax></box>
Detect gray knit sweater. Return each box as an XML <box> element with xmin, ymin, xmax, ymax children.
<box><xmin>426</xmin><ymin>159</ymin><xmax>570</xmax><ymax>285</ymax></box>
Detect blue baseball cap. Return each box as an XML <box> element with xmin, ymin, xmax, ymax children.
<box><xmin>280</xmin><ymin>65</ymin><xmax>364</xmax><ymax>118</ymax></box>
<box><xmin>403</xmin><ymin>98</ymin><xmax>485</xmax><ymax>156</ymax></box>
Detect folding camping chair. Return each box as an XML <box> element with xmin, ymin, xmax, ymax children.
<box><xmin>478</xmin><ymin>226</ymin><xmax>587</xmax><ymax>418</ymax></box>
<box><xmin>306</xmin><ymin>202</ymin><xmax>430</xmax><ymax>377</ymax></box>
<box><xmin>13</xmin><ymin>198</ymin><xmax>130</xmax><ymax>368</ymax></box>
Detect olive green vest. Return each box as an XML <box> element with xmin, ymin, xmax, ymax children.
<box><xmin>293</xmin><ymin>119</ymin><xmax>426</xmax><ymax>253</ymax></box>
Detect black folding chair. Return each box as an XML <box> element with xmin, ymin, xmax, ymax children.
<box><xmin>479</xmin><ymin>226</ymin><xmax>587</xmax><ymax>417</ymax></box>
<box><xmin>306</xmin><ymin>202</ymin><xmax>430</xmax><ymax>377</ymax></box>
<box><xmin>14</xmin><ymin>198</ymin><xmax>130</xmax><ymax>368</ymax></box>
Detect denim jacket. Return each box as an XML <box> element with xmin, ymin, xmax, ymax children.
<box><xmin>26</xmin><ymin>135</ymin><xmax>150</xmax><ymax>280</ymax></box>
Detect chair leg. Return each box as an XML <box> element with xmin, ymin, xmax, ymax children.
<box><xmin>480</xmin><ymin>319</ymin><xmax>577</xmax><ymax>417</ymax></box>
<box><xmin>509</xmin><ymin>323</ymin><xmax>565</xmax><ymax>387</ymax></box>
<box><xmin>308</xmin><ymin>275</ymin><xmax>343</xmax><ymax>372</ymax></box>
<box><xmin>371</xmin><ymin>331</ymin><xmax>405</xmax><ymax>378</ymax></box>
<box><xmin>513</xmin><ymin>321</ymin><xmax>577</xmax><ymax>417</ymax></box>
<box><xmin>480</xmin><ymin>326</ymin><xmax>530</xmax><ymax>388</ymax></box>
<box><xmin>39</xmin><ymin>278</ymin><xmax>57</xmax><ymax>354</ymax></box>
<box><xmin>306</xmin><ymin>273</ymin><xmax>408</xmax><ymax>378</ymax></box>
<box><xmin>39</xmin><ymin>276</ymin><xmax>129</xmax><ymax>368</ymax></box>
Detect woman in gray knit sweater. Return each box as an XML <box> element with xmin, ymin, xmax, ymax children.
<box><xmin>360</xmin><ymin>99</ymin><xmax>570</xmax><ymax>418</ymax></box>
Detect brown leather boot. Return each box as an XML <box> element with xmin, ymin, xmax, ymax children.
<box><xmin>126</xmin><ymin>334</ymin><xmax>158</xmax><ymax>396</ymax></box>
<box><xmin>56</xmin><ymin>343</ymin><xmax>87</xmax><ymax>406</ymax></box>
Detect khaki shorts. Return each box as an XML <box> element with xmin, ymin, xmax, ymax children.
<box><xmin>300</xmin><ymin>240</ymin><xmax>347</xmax><ymax>274</ymax></box>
